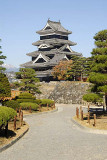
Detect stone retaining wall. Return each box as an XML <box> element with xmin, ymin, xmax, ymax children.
<box><xmin>36</xmin><ymin>81</ymin><xmax>91</xmax><ymax>104</ymax></box>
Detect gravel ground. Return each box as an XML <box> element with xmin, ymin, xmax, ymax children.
<box><xmin>0</xmin><ymin>104</ymin><xmax>107</xmax><ymax>160</ymax></box>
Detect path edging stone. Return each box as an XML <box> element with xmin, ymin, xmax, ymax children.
<box><xmin>24</xmin><ymin>107</ymin><xmax>58</xmax><ymax>117</ymax></box>
<box><xmin>0</xmin><ymin>127</ymin><xmax>29</xmax><ymax>153</ymax></box>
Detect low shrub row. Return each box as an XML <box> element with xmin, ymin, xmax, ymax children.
<box><xmin>17</xmin><ymin>99</ymin><xmax>35</xmax><ymax>103</ymax></box>
<box><xmin>20</xmin><ymin>102</ymin><xmax>39</xmax><ymax>111</ymax></box>
<box><xmin>3</xmin><ymin>92</ymin><xmax>54</xmax><ymax>111</ymax></box>
<box><xmin>40</xmin><ymin>99</ymin><xmax>54</xmax><ymax>107</ymax></box>
<box><xmin>0</xmin><ymin>106</ymin><xmax>17</xmax><ymax>127</ymax></box>
<box><xmin>17</xmin><ymin>92</ymin><xmax>35</xmax><ymax>99</ymax></box>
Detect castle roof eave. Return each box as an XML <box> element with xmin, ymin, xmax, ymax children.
<box><xmin>26</xmin><ymin>50</ymin><xmax>82</xmax><ymax>57</ymax></box>
<box><xmin>32</xmin><ymin>39</ymin><xmax>77</xmax><ymax>46</ymax></box>
<box><xmin>36</xmin><ymin>20</ymin><xmax>72</xmax><ymax>35</ymax></box>
<box><xmin>36</xmin><ymin>30</ymin><xmax>72</xmax><ymax>35</ymax></box>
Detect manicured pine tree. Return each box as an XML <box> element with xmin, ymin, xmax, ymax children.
<box><xmin>0</xmin><ymin>39</ymin><xmax>6</xmax><ymax>72</ymax></box>
<box><xmin>66</xmin><ymin>55</ymin><xmax>92</xmax><ymax>81</ymax></box>
<box><xmin>0</xmin><ymin>39</ymin><xmax>11</xmax><ymax>98</ymax></box>
<box><xmin>16</xmin><ymin>68</ymin><xmax>41</xmax><ymax>94</ymax></box>
<box><xmin>84</xmin><ymin>30</ymin><xmax>107</xmax><ymax>108</ymax></box>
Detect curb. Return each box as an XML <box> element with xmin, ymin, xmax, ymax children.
<box><xmin>71</xmin><ymin>118</ymin><xmax>86</xmax><ymax>130</ymax></box>
<box><xmin>0</xmin><ymin>107</ymin><xmax>58</xmax><ymax>153</ymax></box>
<box><xmin>0</xmin><ymin>127</ymin><xmax>29</xmax><ymax>153</ymax></box>
<box><xmin>24</xmin><ymin>107</ymin><xmax>58</xmax><ymax>118</ymax></box>
<box><xmin>71</xmin><ymin>117</ymin><xmax>107</xmax><ymax>135</ymax></box>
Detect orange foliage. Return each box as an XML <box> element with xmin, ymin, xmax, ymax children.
<box><xmin>52</xmin><ymin>60</ymin><xmax>72</xmax><ymax>80</ymax></box>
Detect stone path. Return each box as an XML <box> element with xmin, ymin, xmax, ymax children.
<box><xmin>0</xmin><ymin>104</ymin><xmax>107</xmax><ymax>160</ymax></box>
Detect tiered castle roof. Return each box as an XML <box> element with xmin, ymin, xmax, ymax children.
<box><xmin>21</xmin><ymin>20</ymin><xmax>82</xmax><ymax>80</ymax></box>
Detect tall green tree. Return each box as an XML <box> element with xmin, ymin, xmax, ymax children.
<box><xmin>0</xmin><ymin>39</ymin><xmax>6</xmax><ymax>72</ymax></box>
<box><xmin>0</xmin><ymin>39</ymin><xmax>11</xmax><ymax>98</ymax></box>
<box><xmin>66</xmin><ymin>56</ymin><xmax>92</xmax><ymax>81</ymax></box>
<box><xmin>16</xmin><ymin>68</ymin><xmax>41</xmax><ymax>94</ymax></box>
<box><xmin>83</xmin><ymin>30</ymin><xmax>107</xmax><ymax>107</ymax></box>
<box><xmin>0</xmin><ymin>73</ymin><xmax>11</xmax><ymax>97</ymax></box>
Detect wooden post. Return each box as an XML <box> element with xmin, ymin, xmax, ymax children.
<box><xmin>51</xmin><ymin>103</ymin><xmax>53</xmax><ymax>109</ymax></box>
<box><xmin>29</xmin><ymin>106</ymin><xmax>32</xmax><ymax>113</ymax></box>
<box><xmin>54</xmin><ymin>101</ymin><xmax>55</xmax><ymax>108</ymax></box>
<box><xmin>39</xmin><ymin>104</ymin><xmax>41</xmax><ymax>112</ymax></box>
<box><xmin>47</xmin><ymin>104</ymin><xmax>49</xmax><ymax>110</ymax></box>
<box><xmin>80</xmin><ymin>106</ymin><xmax>82</xmax><ymax>120</ymax></box>
<box><xmin>76</xmin><ymin>107</ymin><xmax>79</xmax><ymax>118</ymax></box>
<box><xmin>21</xmin><ymin>111</ymin><xmax>23</xmax><ymax>126</ymax></box>
<box><xmin>77</xmin><ymin>107</ymin><xmax>79</xmax><ymax>118</ymax></box>
<box><xmin>87</xmin><ymin>112</ymin><xmax>90</xmax><ymax>124</ymax></box>
<box><xmin>81</xmin><ymin>110</ymin><xmax>83</xmax><ymax>121</ymax></box>
<box><xmin>14</xmin><ymin>116</ymin><xmax>16</xmax><ymax>130</ymax></box>
<box><xmin>93</xmin><ymin>114</ymin><xmax>96</xmax><ymax>127</ymax></box>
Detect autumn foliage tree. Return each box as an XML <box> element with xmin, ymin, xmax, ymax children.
<box><xmin>52</xmin><ymin>60</ymin><xmax>72</xmax><ymax>80</ymax></box>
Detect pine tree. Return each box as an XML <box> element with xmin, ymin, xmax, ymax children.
<box><xmin>0</xmin><ymin>73</ymin><xmax>11</xmax><ymax>97</ymax></box>
<box><xmin>16</xmin><ymin>68</ymin><xmax>41</xmax><ymax>94</ymax></box>
<box><xmin>0</xmin><ymin>39</ymin><xmax>11</xmax><ymax>98</ymax></box>
<box><xmin>0</xmin><ymin>39</ymin><xmax>6</xmax><ymax>72</ymax></box>
<box><xmin>66</xmin><ymin>56</ymin><xmax>92</xmax><ymax>81</ymax></box>
<box><xmin>83</xmin><ymin>30</ymin><xmax>107</xmax><ymax>107</ymax></box>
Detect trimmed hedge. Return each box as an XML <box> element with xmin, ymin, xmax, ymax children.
<box><xmin>17</xmin><ymin>92</ymin><xmax>35</xmax><ymax>99</ymax></box>
<box><xmin>40</xmin><ymin>99</ymin><xmax>54</xmax><ymax>107</ymax></box>
<box><xmin>16</xmin><ymin>92</ymin><xmax>36</xmax><ymax>103</ymax></box>
<box><xmin>0</xmin><ymin>106</ymin><xmax>17</xmax><ymax>126</ymax></box>
<box><xmin>34</xmin><ymin>99</ymin><xmax>42</xmax><ymax>104</ymax></box>
<box><xmin>83</xmin><ymin>93</ymin><xmax>102</xmax><ymax>103</ymax></box>
<box><xmin>4</xmin><ymin>100</ymin><xmax>20</xmax><ymax>110</ymax></box>
<box><xmin>20</xmin><ymin>102</ymin><xmax>39</xmax><ymax>111</ymax></box>
<box><xmin>17</xmin><ymin>99</ymin><xmax>35</xmax><ymax>103</ymax></box>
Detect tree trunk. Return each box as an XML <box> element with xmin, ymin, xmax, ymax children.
<box><xmin>103</xmin><ymin>94</ymin><xmax>107</xmax><ymax>111</ymax></box>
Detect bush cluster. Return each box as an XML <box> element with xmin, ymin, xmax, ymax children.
<box><xmin>3</xmin><ymin>100</ymin><xmax>20</xmax><ymax>110</ymax></box>
<box><xmin>20</xmin><ymin>102</ymin><xmax>39</xmax><ymax>111</ymax></box>
<box><xmin>83</xmin><ymin>93</ymin><xmax>102</xmax><ymax>103</ymax></box>
<box><xmin>40</xmin><ymin>99</ymin><xmax>54</xmax><ymax>107</ymax></box>
<box><xmin>0</xmin><ymin>106</ymin><xmax>17</xmax><ymax>127</ymax></box>
<box><xmin>16</xmin><ymin>92</ymin><xmax>36</xmax><ymax>103</ymax></box>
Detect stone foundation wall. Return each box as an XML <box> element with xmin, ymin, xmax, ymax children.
<box><xmin>36</xmin><ymin>81</ymin><xmax>91</xmax><ymax>104</ymax></box>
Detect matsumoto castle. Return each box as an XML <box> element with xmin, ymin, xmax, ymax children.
<box><xmin>21</xmin><ymin>19</ymin><xmax>82</xmax><ymax>81</ymax></box>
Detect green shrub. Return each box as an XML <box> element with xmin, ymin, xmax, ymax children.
<box><xmin>4</xmin><ymin>100</ymin><xmax>20</xmax><ymax>110</ymax></box>
<box><xmin>20</xmin><ymin>102</ymin><xmax>39</xmax><ymax>111</ymax></box>
<box><xmin>18</xmin><ymin>92</ymin><xmax>35</xmax><ymax>99</ymax></box>
<box><xmin>83</xmin><ymin>93</ymin><xmax>102</xmax><ymax>103</ymax></box>
<box><xmin>0</xmin><ymin>106</ymin><xmax>17</xmax><ymax>126</ymax></box>
<box><xmin>17</xmin><ymin>99</ymin><xmax>35</xmax><ymax>103</ymax></box>
<box><xmin>40</xmin><ymin>99</ymin><xmax>54</xmax><ymax>107</ymax></box>
<box><xmin>34</xmin><ymin>99</ymin><xmax>42</xmax><ymax>104</ymax></box>
<box><xmin>16</xmin><ymin>92</ymin><xmax>36</xmax><ymax>103</ymax></box>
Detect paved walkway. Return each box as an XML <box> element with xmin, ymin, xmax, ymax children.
<box><xmin>0</xmin><ymin>104</ymin><xmax>107</xmax><ymax>160</ymax></box>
